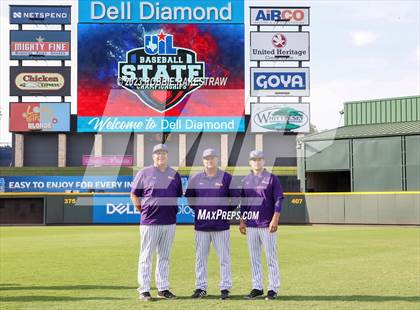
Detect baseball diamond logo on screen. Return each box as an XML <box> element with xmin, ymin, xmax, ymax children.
<box><xmin>118</xmin><ymin>30</ymin><xmax>205</xmax><ymax>113</ymax></box>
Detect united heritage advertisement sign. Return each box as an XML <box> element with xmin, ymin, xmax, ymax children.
<box><xmin>77</xmin><ymin>0</ymin><xmax>245</xmax><ymax>133</ymax></box>
<box><xmin>10</xmin><ymin>30</ymin><xmax>71</xmax><ymax>60</ymax></box>
<box><xmin>250</xmin><ymin>31</ymin><xmax>309</xmax><ymax>61</ymax></box>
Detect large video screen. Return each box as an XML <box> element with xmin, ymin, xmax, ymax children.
<box><xmin>77</xmin><ymin>24</ymin><xmax>244</xmax><ymax>132</ymax></box>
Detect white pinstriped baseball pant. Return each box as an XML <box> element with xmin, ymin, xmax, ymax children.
<box><xmin>246</xmin><ymin>227</ymin><xmax>280</xmax><ymax>292</ymax></box>
<box><xmin>137</xmin><ymin>224</ymin><xmax>176</xmax><ymax>293</ymax></box>
<box><xmin>195</xmin><ymin>229</ymin><xmax>232</xmax><ymax>291</ymax></box>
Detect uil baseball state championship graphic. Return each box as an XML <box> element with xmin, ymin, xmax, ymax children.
<box><xmin>77</xmin><ymin>24</ymin><xmax>245</xmax><ymax>132</ymax></box>
<box><xmin>118</xmin><ymin>30</ymin><xmax>205</xmax><ymax>112</ymax></box>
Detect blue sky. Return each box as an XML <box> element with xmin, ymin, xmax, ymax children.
<box><xmin>1</xmin><ymin>0</ymin><xmax>419</xmax><ymax>142</ymax></box>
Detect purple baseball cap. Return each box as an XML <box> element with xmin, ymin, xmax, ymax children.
<box><xmin>249</xmin><ymin>150</ymin><xmax>264</xmax><ymax>160</ymax></box>
<box><xmin>153</xmin><ymin>143</ymin><xmax>169</xmax><ymax>154</ymax></box>
<box><xmin>202</xmin><ymin>148</ymin><xmax>218</xmax><ymax>158</ymax></box>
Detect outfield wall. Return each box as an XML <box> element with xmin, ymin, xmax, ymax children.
<box><xmin>1</xmin><ymin>192</ymin><xmax>419</xmax><ymax>225</ymax></box>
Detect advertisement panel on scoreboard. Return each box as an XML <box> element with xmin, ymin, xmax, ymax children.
<box><xmin>250</xmin><ymin>31</ymin><xmax>309</xmax><ymax>61</ymax></box>
<box><xmin>10</xmin><ymin>30</ymin><xmax>71</xmax><ymax>60</ymax></box>
<box><xmin>10</xmin><ymin>5</ymin><xmax>71</xmax><ymax>24</ymax></box>
<box><xmin>250</xmin><ymin>67</ymin><xmax>310</xmax><ymax>97</ymax></box>
<box><xmin>9</xmin><ymin>102</ymin><xmax>70</xmax><ymax>132</ymax></box>
<box><xmin>250</xmin><ymin>7</ymin><xmax>310</xmax><ymax>26</ymax></box>
<box><xmin>77</xmin><ymin>1</ymin><xmax>245</xmax><ymax>133</ymax></box>
<box><xmin>251</xmin><ymin>103</ymin><xmax>310</xmax><ymax>133</ymax></box>
<box><xmin>10</xmin><ymin>66</ymin><xmax>71</xmax><ymax>96</ymax></box>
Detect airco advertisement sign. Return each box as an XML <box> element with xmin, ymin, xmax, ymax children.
<box><xmin>250</xmin><ymin>31</ymin><xmax>309</xmax><ymax>61</ymax></box>
<box><xmin>10</xmin><ymin>66</ymin><xmax>71</xmax><ymax>96</ymax></box>
<box><xmin>251</xmin><ymin>103</ymin><xmax>310</xmax><ymax>133</ymax></box>
<box><xmin>250</xmin><ymin>7</ymin><xmax>309</xmax><ymax>26</ymax></box>
<box><xmin>10</xmin><ymin>30</ymin><xmax>71</xmax><ymax>60</ymax></box>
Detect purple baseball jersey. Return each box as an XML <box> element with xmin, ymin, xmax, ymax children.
<box><xmin>240</xmin><ymin>169</ymin><xmax>284</xmax><ymax>228</ymax></box>
<box><xmin>185</xmin><ymin>170</ymin><xmax>237</xmax><ymax>231</ymax></box>
<box><xmin>131</xmin><ymin>165</ymin><xmax>183</xmax><ymax>225</ymax></box>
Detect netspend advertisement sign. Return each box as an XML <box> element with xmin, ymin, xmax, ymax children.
<box><xmin>10</xmin><ymin>66</ymin><xmax>71</xmax><ymax>96</ymax></box>
<box><xmin>10</xmin><ymin>30</ymin><xmax>71</xmax><ymax>60</ymax></box>
<box><xmin>251</xmin><ymin>103</ymin><xmax>310</xmax><ymax>133</ymax></box>
<box><xmin>250</xmin><ymin>67</ymin><xmax>309</xmax><ymax>97</ymax></box>
<box><xmin>250</xmin><ymin>31</ymin><xmax>309</xmax><ymax>61</ymax></box>
<box><xmin>10</xmin><ymin>5</ymin><xmax>71</xmax><ymax>24</ymax></box>
<box><xmin>250</xmin><ymin>7</ymin><xmax>309</xmax><ymax>26</ymax></box>
<box><xmin>77</xmin><ymin>0</ymin><xmax>244</xmax><ymax>133</ymax></box>
<box><xmin>92</xmin><ymin>195</ymin><xmax>194</xmax><ymax>224</ymax></box>
<box><xmin>9</xmin><ymin>102</ymin><xmax>70</xmax><ymax>132</ymax></box>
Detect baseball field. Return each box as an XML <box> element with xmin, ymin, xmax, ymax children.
<box><xmin>0</xmin><ymin>225</ymin><xmax>419</xmax><ymax>310</ymax></box>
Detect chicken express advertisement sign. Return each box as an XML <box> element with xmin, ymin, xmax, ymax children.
<box><xmin>77</xmin><ymin>0</ymin><xmax>245</xmax><ymax>132</ymax></box>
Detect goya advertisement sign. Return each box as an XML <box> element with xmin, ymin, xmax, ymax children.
<box><xmin>250</xmin><ymin>67</ymin><xmax>309</xmax><ymax>97</ymax></box>
<box><xmin>9</xmin><ymin>102</ymin><xmax>70</xmax><ymax>132</ymax></box>
<box><xmin>10</xmin><ymin>66</ymin><xmax>71</xmax><ymax>96</ymax></box>
<box><xmin>251</xmin><ymin>103</ymin><xmax>310</xmax><ymax>133</ymax></box>
<box><xmin>250</xmin><ymin>7</ymin><xmax>309</xmax><ymax>26</ymax></box>
<box><xmin>10</xmin><ymin>5</ymin><xmax>71</xmax><ymax>24</ymax></box>
<box><xmin>250</xmin><ymin>31</ymin><xmax>309</xmax><ymax>61</ymax></box>
<box><xmin>77</xmin><ymin>1</ymin><xmax>244</xmax><ymax>133</ymax></box>
<box><xmin>10</xmin><ymin>30</ymin><xmax>71</xmax><ymax>60</ymax></box>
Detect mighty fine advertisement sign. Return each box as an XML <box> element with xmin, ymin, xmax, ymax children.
<box><xmin>250</xmin><ymin>31</ymin><xmax>310</xmax><ymax>61</ymax></box>
<box><xmin>10</xmin><ymin>66</ymin><xmax>71</xmax><ymax>96</ymax></box>
<box><xmin>10</xmin><ymin>30</ymin><xmax>71</xmax><ymax>60</ymax></box>
<box><xmin>10</xmin><ymin>5</ymin><xmax>71</xmax><ymax>24</ymax></box>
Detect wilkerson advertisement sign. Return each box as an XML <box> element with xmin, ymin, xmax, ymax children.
<box><xmin>77</xmin><ymin>0</ymin><xmax>245</xmax><ymax>133</ymax></box>
<box><xmin>251</xmin><ymin>103</ymin><xmax>310</xmax><ymax>133</ymax></box>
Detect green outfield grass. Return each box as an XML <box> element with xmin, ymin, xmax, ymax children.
<box><xmin>0</xmin><ymin>225</ymin><xmax>419</xmax><ymax>310</ymax></box>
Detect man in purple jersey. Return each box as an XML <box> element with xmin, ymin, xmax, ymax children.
<box><xmin>185</xmin><ymin>148</ymin><xmax>237</xmax><ymax>300</ymax></box>
<box><xmin>130</xmin><ymin>143</ymin><xmax>183</xmax><ymax>301</ymax></box>
<box><xmin>239</xmin><ymin>150</ymin><xmax>284</xmax><ymax>300</ymax></box>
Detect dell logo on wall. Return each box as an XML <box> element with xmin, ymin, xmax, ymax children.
<box><xmin>106</xmin><ymin>203</ymin><xmax>140</xmax><ymax>215</ymax></box>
